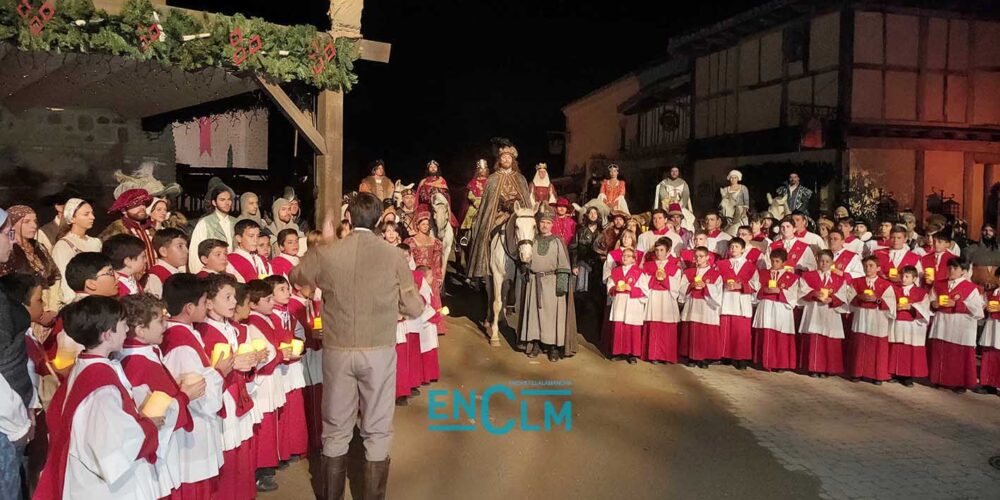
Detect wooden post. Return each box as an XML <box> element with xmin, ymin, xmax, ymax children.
<box><xmin>315</xmin><ymin>90</ymin><xmax>344</xmax><ymax>229</ymax></box>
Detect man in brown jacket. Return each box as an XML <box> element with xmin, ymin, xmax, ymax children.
<box><xmin>290</xmin><ymin>193</ymin><xmax>424</xmax><ymax>500</ymax></box>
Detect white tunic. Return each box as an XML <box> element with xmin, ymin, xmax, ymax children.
<box><xmin>706</xmin><ymin>231</ymin><xmax>732</xmax><ymax>257</ymax></box>
<box><xmin>750</xmin><ymin>270</ymin><xmax>802</xmax><ymax>335</ymax></box>
<box><xmin>927</xmin><ymin>279</ymin><xmax>985</xmax><ymax>347</ymax></box>
<box><xmin>62</xmin><ymin>357</ymin><xmax>160</xmax><ymax>500</ymax></box>
<box><xmin>274</xmin><ymin>308</ymin><xmax>307</xmax><ymax>393</ymax></box>
<box><xmin>187</xmin><ymin>212</ymin><xmax>233</xmax><ymax>274</ymax></box>
<box><xmin>889</xmin><ymin>285</ymin><xmax>932</xmax><ymax>347</ymax></box>
<box><xmin>831</xmin><ymin>249</ymin><xmax>864</xmax><ymax>279</ymax></box>
<box><xmin>797</xmin><ymin>272</ymin><xmax>850</xmax><ymax>339</ymax></box>
<box><xmin>201</xmin><ymin>318</ymin><xmax>257</xmax><ymax>450</ymax></box>
<box><xmin>644</xmin><ymin>261</ymin><xmax>681</xmax><ymax>323</ymax></box>
<box><xmin>846</xmin><ymin>278</ymin><xmax>897</xmax><ymax>338</ymax></box>
<box><xmin>607</xmin><ymin>265</ymin><xmax>650</xmax><ymax>326</ymax></box>
<box><xmin>719</xmin><ymin>257</ymin><xmax>756</xmax><ymax>318</ymax></box>
<box><xmin>796</xmin><ymin>231</ymin><xmax>827</xmax><ymax>252</ymax></box>
<box><xmin>160</xmin><ymin>321</ymin><xmax>225</xmax><ymax>485</ymax></box>
<box><xmin>246</xmin><ymin>313</ymin><xmax>287</xmax><ymax>414</ymax></box>
<box><xmin>290</xmin><ymin>296</ymin><xmax>324</xmax><ymax>386</ymax></box>
<box><xmin>51</xmin><ymin>233</ymin><xmax>102</xmax><ymax>306</ymax></box>
<box><xmin>678</xmin><ymin>268</ymin><xmax>723</xmax><ymax>325</ymax></box>
<box><xmin>417</xmin><ymin>279</ymin><xmax>440</xmax><ymax>353</ymax></box>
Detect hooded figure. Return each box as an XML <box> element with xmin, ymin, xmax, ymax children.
<box><xmin>237</xmin><ymin>192</ymin><xmax>268</xmax><ymax>226</ymax></box>
<box><xmin>268</xmin><ymin>197</ymin><xmax>305</xmax><ymax>256</ymax></box>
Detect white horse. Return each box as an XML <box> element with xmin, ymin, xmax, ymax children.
<box><xmin>766</xmin><ymin>193</ymin><xmax>790</xmax><ymax>220</ymax></box>
<box><xmin>431</xmin><ymin>192</ymin><xmax>454</xmax><ymax>281</ymax></box>
<box><xmin>486</xmin><ymin>204</ymin><xmax>537</xmax><ymax>346</ymax></box>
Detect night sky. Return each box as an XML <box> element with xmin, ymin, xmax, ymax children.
<box><xmin>175</xmin><ymin>0</ymin><xmax>765</xmax><ymax>186</ymax></box>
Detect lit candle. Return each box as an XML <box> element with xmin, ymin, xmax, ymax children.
<box><xmin>211</xmin><ymin>344</ymin><xmax>231</xmax><ymax>366</ymax></box>
<box><xmin>726</xmin><ymin>279</ymin><xmax>735</xmax><ymax>284</ymax></box>
<box><xmin>989</xmin><ymin>300</ymin><xmax>999</xmax><ymax>311</ymax></box>
<box><xmin>251</xmin><ymin>339</ymin><xmax>267</xmax><ymax>352</ymax></box>
<box><xmin>694</xmin><ymin>275</ymin><xmax>703</xmax><ymax>284</ymax></box>
<box><xmin>237</xmin><ymin>343</ymin><xmax>255</xmax><ymax>355</ymax></box>
<box><xmin>863</xmin><ymin>289</ymin><xmax>874</xmax><ymax>296</ymax></box>
<box><xmin>768</xmin><ymin>279</ymin><xmax>777</xmax><ymax>289</ymax></box>
<box><xmin>616</xmin><ymin>280</ymin><xmax>626</xmax><ymax>292</ymax></box>
<box><xmin>898</xmin><ymin>297</ymin><xmax>909</xmax><ymax>307</ymax></box>
<box><xmin>938</xmin><ymin>295</ymin><xmax>949</xmax><ymax>306</ymax></box>
<box><xmin>888</xmin><ymin>268</ymin><xmax>898</xmax><ymax>278</ymax></box>
<box><xmin>312</xmin><ymin>316</ymin><xmax>322</xmax><ymax>330</ymax></box>
<box><xmin>52</xmin><ymin>353</ymin><xmax>76</xmax><ymax>370</ymax></box>
<box><xmin>291</xmin><ymin>339</ymin><xmax>305</xmax><ymax>356</ymax></box>
<box><xmin>925</xmin><ymin>267</ymin><xmax>935</xmax><ymax>280</ymax></box>
<box><xmin>439</xmin><ymin>306</ymin><xmax>450</xmax><ymax>316</ymax></box>
<box><xmin>141</xmin><ymin>391</ymin><xmax>174</xmax><ymax>419</ymax></box>
<box><xmin>818</xmin><ymin>288</ymin><xmax>829</xmax><ymax>300</ymax></box>
<box><xmin>279</xmin><ymin>342</ymin><xmax>292</xmax><ymax>351</ymax></box>
<box><xmin>258</xmin><ymin>273</ymin><xmax>268</xmax><ymax>280</ymax></box>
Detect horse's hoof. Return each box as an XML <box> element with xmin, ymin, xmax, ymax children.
<box><xmin>489</xmin><ymin>336</ymin><xmax>501</xmax><ymax>347</ymax></box>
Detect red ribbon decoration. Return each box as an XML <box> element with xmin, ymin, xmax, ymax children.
<box><xmin>228</xmin><ymin>27</ymin><xmax>262</xmax><ymax>67</ymax></box>
<box><xmin>17</xmin><ymin>0</ymin><xmax>56</xmax><ymax>36</ymax></box>
<box><xmin>309</xmin><ymin>40</ymin><xmax>337</xmax><ymax>76</ymax></box>
<box><xmin>198</xmin><ymin>117</ymin><xmax>212</xmax><ymax>157</ymax></box>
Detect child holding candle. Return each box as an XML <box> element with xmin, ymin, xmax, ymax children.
<box><xmin>161</xmin><ymin>273</ymin><xmax>228</xmax><ymax>498</ymax></box>
<box><xmin>35</xmin><ymin>296</ymin><xmax>161</xmax><ymax>500</ymax></box>
<box><xmin>679</xmin><ymin>232</ymin><xmax>717</xmax><ymax>269</ymax></box>
<box><xmin>679</xmin><ymin>246</ymin><xmax>723</xmax><ymax>368</ymax></box>
<box><xmin>977</xmin><ymin>268</ymin><xmax>1000</xmax><ymax>394</ymax></box>
<box><xmin>888</xmin><ymin>266</ymin><xmax>931</xmax><ymax>386</ymax></box>
<box><xmin>641</xmin><ymin>237</ymin><xmax>682</xmax><ymax>364</ymax></box>
<box><xmin>919</xmin><ymin>227</ymin><xmax>956</xmax><ymax>288</ymax></box>
<box><xmin>873</xmin><ymin>226</ymin><xmax>920</xmax><ymax>284</ymax></box>
<box><xmin>145</xmin><ymin>228</ymin><xmax>189</xmax><ymax>299</ymax></box>
<box><xmin>102</xmin><ymin>234</ymin><xmax>148</xmax><ymax>297</ymax></box>
<box><xmin>264</xmin><ymin>274</ymin><xmax>308</xmax><ymax>464</ymax></box>
<box><xmin>196</xmin><ymin>239</ymin><xmax>230</xmax><ymax>279</ymax></box>
<box><xmin>928</xmin><ymin>257</ymin><xmax>984</xmax><ymax>392</ymax></box>
<box><xmin>244</xmin><ymin>279</ymin><xmax>288</xmax><ymax>491</ymax></box>
<box><xmin>752</xmin><ymin>248</ymin><xmax>802</xmax><ymax>371</ymax></box>
<box><xmin>846</xmin><ymin>256</ymin><xmax>896</xmax><ymax>384</ymax></box>
<box><xmin>607</xmin><ymin>248</ymin><xmax>650</xmax><ymax>364</ymax></box>
<box><xmin>798</xmin><ymin>250</ymin><xmax>850</xmax><ymax>377</ymax></box>
<box><xmin>118</xmin><ymin>293</ymin><xmax>202</xmax><ymax>498</ymax></box>
<box><xmin>48</xmin><ymin>252</ymin><xmax>120</xmax><ymax>376</ymax></box>
<box><xmin>287</xmin><ymin>281</ymin><xmax>323</xmax><ymax>448</ymax></box>
<box><xmin>227</xmin><ymin>220</ymin><xmax>271</xmax><ymax>283</ymax></box>
<box><xmin>717</xmin><ymin>238</ymin><xmax>757</xmax><ymax>369</ymax></box>
<box><xmin>195</xmin><ymin>274</ymin><xmax>259</xmax><ymax>499</ymax></box>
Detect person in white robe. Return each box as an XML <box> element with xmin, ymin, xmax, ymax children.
<box><xmin>718</xmin><ymin>239</ymin><xmax>758</xmax><ymax>368</ymax></box>
<box><xmin>607</xmin><ymin>248</ymin><xmax>649</xmax><ymax>364</ymax></box>
<box><xmin>188</xmin><ymin>185</ymin><xmax>235</xmax><ymax>274</ymax></box>
<box><xmin>844</xmin><ymin>256</ymin><xmax>897</xmax><ymax>384</ymax></box>
<box><xmin>641</xmin><ymin>237</ymin><xmax>682</xmax><ymax>364</ymax></box>
<box><xmin>927</xmin><ymin>257</ymin><xmax>984</xmax><ymax>392</ymax></box>
<box><xmin>887</xmin><ymin>267</ymin><xmax>932</xmax><ymax>386</ymax></box>
<box><xmin>751</xmin><ymin>249</ymin><xmax>804</xmax><ymax>371</ymax></box>
<box><xmin>797</xmin><ymin>250</ymin><xmax>851</xmax><ymax>376</ymax></box>
<box><xmin>678</xmin><ymin>248</ymin><xmax>723</xmax><ymax>367</ymax></box>
<box><xmin>828</xmin><ymin>230</ymin><xmax>864</xmax><ymax>279</ymax></box>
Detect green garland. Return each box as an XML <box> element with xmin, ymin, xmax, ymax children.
<box><xmin>0</xmin><ymin>0</ymin><xmax>359</xmax><ymax>91</ymax></box>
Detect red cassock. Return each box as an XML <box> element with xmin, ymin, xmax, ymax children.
<box><xmin>752</xmin><ymin>269</ymin><xmax>799</xmax><ymax>371</ymax></box>
<box><xmin>246</xmin><ymin>314</ymin><xmax>287</xmax><ymax>469</ymax></box>
<box><xmin>769</xmin><ymin>239</ymin><xmax>810</xmax><ymax>271</ymax></box>
<box><xmin>980</xmin><ymin>289</ymin><xmax>1000</xmax><ymax>388</ymax></box>
<box><xmin>928</xmin><ymin>279</ymin><xmax>980</xmax><ymax>389</ymax></box>
<box><xmin>919</xmin><ymin>251</ymin><xmax>955</xmax><ymax>287</ymax></box>
<box><xmin>680</xmin><ymin>267</ymin><xmax>723</xmax><ymax>361</ymax></box>
<box><xmin>271</xmin><ymin>310</ymin><xmax>308</xmax><ymax>461</ymax></box>
<box><xmin>609</xmin><ymin>265</ymin><xmax>646</xmax><ymax>357</ymax></box>
<box><xmin>847</xmin><ymin>277</ymin><xmax>892</xmax><ymax>381</ymax></box>
<box><xmin>874</xmin><ymin>248</ymin><xmax>920</xmax><ymax>281</ymax></box>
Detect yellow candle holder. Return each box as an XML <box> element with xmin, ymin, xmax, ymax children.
<box><xmin>52</xmin><ymin>354</ymin><xmax>76</xmax><ymax>371</ymax></box>
<box><xmin>251</xmin><ymin>339</ymin><xmax>267</xmax><ymax>352</ymax></box>
<box><xmin>258</xmin><ymin>273</ymin><xmax>268</xmax><ymax>280</ymax></box>
<box><xmin>990</xmin><ymin>300</ymin><xmax>999</xmax><ymax>307</ymax></box>
<box><xmin>616</xmin><ymin>280</ymin><xmax>626</xmax><ymax>292</ymax></box>
<box><xmin>818</xmin><ymin>288</ymin><xmax>830</xmax><ymax>300</ymax></box>
<box><xmin>898</xmin><ymin>297</ymin><xmax>909</xmax><ymax>307</ymax></box>
<box><xmin>439</xmin><ymin>306</ymin><xmax>450</xmax><ymax>316</ymax></box>
<box><xmin>312</xmin><ymin>316</ymin><xmax>322</xmax><ymax>330</ymax></box>
<box><xmin>863</xmin><ymin>289</ymin><xmax>874</xmax><ymax>296</ymax></box>
<box><xmin>694</xmin><ymin>275</ymin><xmax>703</xmax><ymax>284</ymax></box>
<box><xmin>279</xmin><ymin>342</ymin><xmax>292</xmax><ymax>351</ymax></box>
<box><xmin>291</xmin><ymin>339</ymin><xmax>305</xmax><ymax>356</ymax></box>
<box><xmin>925</xmin><ymin>267</ymin><xmax>935</xmax><ymax>280</ymax></box>
<box><xmin>938</xmin><ymin>295</ymin><xmax>949</xmax><ymax>306</ymax></box>
<box><xmin>211</xmin><ymin>343</ymin><xmax>231</xmax><ymax>367</ymax></box>
<box><xmin>237</xmin><ymin>343</ymin><xmax>255</xmax><ymax>355</ymax></box>
<box><xmin>768</xmin><ymin>279</ymin><xmax>777</xmax><ymax>289</ymax></box>
<box><xmin>888</xmin><ymin>268</ymin><xmax>898</xmax><ymax>278</ymax></box>
<box><xmin>141</xmin><ymin>391</ymin><xmax>174</xmax><ymax>419</ymax></box>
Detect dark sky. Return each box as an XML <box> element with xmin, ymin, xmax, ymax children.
<box><xmin>175</xmin><ymin>0</ymin><xmax>764</xmax><ymax>186</ymax></box>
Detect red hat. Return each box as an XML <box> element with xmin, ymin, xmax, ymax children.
<box><xmin>414</xmin><ymin>204</ymin><xmax>432</xmax><ymax>225</ymax></box>
<box><xmin>550</xmin><ymin>197</ymin><xmax>574</xmax><ymax>211</ymax></box>
<box><xmin>667</xmin><ymin>203</ymin><xmax>684</xmax><ymax>217</ymax></box>
<box><xmin>108</xmin><ymin>188</ymin><xmax>152</xmax><ymax>214</ymax></box>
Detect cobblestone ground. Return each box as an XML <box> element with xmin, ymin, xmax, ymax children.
<box><xmin>688</xmin><ymin>366</ymin><xmax>1000</xmax><ymax>500</ymax></box>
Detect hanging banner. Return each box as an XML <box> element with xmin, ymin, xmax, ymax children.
<box><xmin>173</xmin><ymin>109</ymin><xmax>268</xmax><ymax>169</ymax></box>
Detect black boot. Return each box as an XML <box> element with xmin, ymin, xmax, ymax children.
<box><xmin>324</xmin><ymin>454</ymin><xmax>348</xmax><ymax>500</ymax></box>
<box><xmin>627</xmin><ymin>356</ymin><xmax>638</xmax><ymax>364</ymax></box>
<box><xmin>527</xmin><ymin>342</ymin><xmax>539</xmax><ymax>358</ymax></box>
<box><xmin>548</xmin><ymin>348</ymin><xmax>561</xmax><ymax>362</ymax></box>
<box><xmin>395</xmin><ymin>396</ymin><xmax>409</xmax><ymax>406</ymax></box>
<box><xmin>735</xmin><ymin>360</ymin><xmax>748</xmax><ymax>370</ymax></box>
<box><xmin>363</xmin><ymin>458</ymin><xmax>390</xmax><ymax>500</ymax></box>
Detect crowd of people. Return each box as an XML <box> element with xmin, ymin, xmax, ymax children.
<box><xmin>0</xmin><ymin>178</ymin><xmax>443</xmax><ymax>500</ymax></box>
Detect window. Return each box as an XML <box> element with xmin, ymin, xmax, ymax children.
<box><xmin>784</xmin><ymin>22</ymin><xmax>809</xmax><ymax>66</ymax></box>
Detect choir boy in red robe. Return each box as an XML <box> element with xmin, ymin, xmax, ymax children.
<box><xmin>161</xmin><ymin>274</ymin><xmax>228</xmax><ymax>499</ymax></box>
<box><xmin>35</xmin><ymin>297</ymin><xmax>160</xmax><ymax>500</ymax></box>
<box><xmin>919</xmin><ymin>227</ymin><xmax>956</xmax><ymax>288</ymax></box>
<box><xmin>888</xmin><ymin>266</ymin><xmax>931</xmax><ymax>386</ymax></box>
<box><xmin>287</xmin><ymin>281</ymin><xmax>323</xmax><ymax>449</ymax></box>
<box><xmin>195</xmin><ymin>274</ymin><xmax>259</xmax><ymax>498</ymax></box>
<box><xmin>798</xmin><ymin>250</ymin><xmax>850</xmax><ymax>376</ymax></box>
<box><xmin>928</xmin><ymin>257</ymin><xmax>984</xmax><ymax>392</ymax></box>
<box><xmin>718</xmin><ymin>239</ymin><xmax>757</xmax><ymax>369</ymax></box>
<box><xmin>196</xmin><ymin>239</ymin><xmax>229</xmax><ymax>279</ymax></box>
<box><xmin>846</xmin><ymin>256</ymin><xmax>896</xmax><ymax>385</ymax></box>
<box><xmin>227</xmin><ymin>220</ymin><xmax>271</xmax><ymax>283</ymax></box>
<box><xmin>828</xmin><ymin>230</ymin><xmax>863</xmax><ymax>279</ymax></box>
<box><xmin>118</xmin><ymin>293</ymin><xmax>205</xmax><ymax>498</ymax></box>
<box><xmin>103</xmin><ymin>234</ymin><xmax>148</xmax><ymax>297</ymax></box>
<box><xmin>977</xmin><ymin>268</ymin><xmax>1000</xmax><ymax>394</ymax></box>
<box><xmin>752</xmin><ymin>249</ymin><xmax>802</xmax><ymax>371</ymax></box>
<box><xmin>838</xmin><ymin>218</ymin><xmax>865</xmax><ymax>256</ymax></box>
<box><xmin>269</xmin><ymin>229</ymin><xmax>301</xmax><ymax>278</ymax></box>
<box><xmin>873</xmin><ymin>226</ymin><xmax>920</xmax><ymax>284</ymax></box>
<box><xmin>145</xmin><ymin>228</ymin><xmax>188</xmax><ymax>299</ymax></box>
<box><xmin>679</xmin><ymin>247</ymin><xmax>723</xmax><ymax>368</ymax></box>
<box><xmin>641</xmin><ymin>237</ymin><xmax>681</xmax><ymax>364</ymax></box>
<box><xmin>680</xmin><ymin>233</ymin><xmax>717</xmax><ymax>268</ymax></box>
<box><xmin>263</xmin><ymin>275</ymin><xmax>308</xmax><ymax>463</ymax></box>
<box><xmin>768</xmin><ymin>220</ymin><xmax>816</xmax><ymax>272</ymax></box>
<box><xmin>607</xmin><ymin>248</ymin><xmax>650</xmax><ymax>364</ymax></box>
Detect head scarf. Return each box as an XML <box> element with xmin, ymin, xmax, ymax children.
<box><xmin>63</xmin><ymin>198</ymin><xmax>86</xmax><ymax>225</ymax></box>
<box><xmin>727</xmin><ymin>170</ymin><xmax>743</xmax><ymax>182</ymax></box>
<box><xmin>108</xmin><ymin>188</ymin><xmax>152</xmax><ymax>214</ymax></box>
<box><xmin>7</xmin><ymin>205</ymin><xmax>33</xmax><ymax>228</ymax></box>
<box><xmin>238</xmin><ymin>192</ymin><xmax>265</xmax><ymax>225</ymax></box>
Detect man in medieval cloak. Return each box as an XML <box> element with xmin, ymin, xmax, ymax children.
<box><xmin>466</xmin><ymin>144</ymin><xmax>532</xmax><ymax>280</ymax></box>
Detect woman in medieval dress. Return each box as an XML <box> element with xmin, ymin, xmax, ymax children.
<box><xmin>719</xmin><ymin>170</ymin><xmax>750</xmax><ymax>236</ymax></box>
<box><xmin>653</xmin><ymin>166</ymin><xmax>696</xmax><ymax>232</ymax></box>
<box><xmin>598</xmin><ymin>164</ymin><xmax>628</xmax><ymax>215</ymax></box>
<box><xmin>405</xmin><ymin>206</ymin><xmax>447</xmax><ymax>334</ymax></box>
<box><xmin>529</xmin><ymin>163</ymin><xmax>558</xmax><ymax>208</ymax></box>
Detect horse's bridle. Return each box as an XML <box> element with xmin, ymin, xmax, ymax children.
<box><xmin>500</xmin><ymin>211</ymin><xmax>537</xmax><ymax>262</ymax></box>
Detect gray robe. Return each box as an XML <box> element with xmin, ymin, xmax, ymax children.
<box><xmin>518</xmin><ymin>236</ymin><xmax>577</xmax><ymax>352</ymax></box>
<box><xmin>467</xmin><ymin>168</ymin><xmax>532</xmax><ymax>278</ymax></box>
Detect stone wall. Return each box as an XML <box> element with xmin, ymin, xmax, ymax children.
<box><xmin>0</xmin><ymin>106</ymin><xmax>175</xmax><ymax>225</ymax></box>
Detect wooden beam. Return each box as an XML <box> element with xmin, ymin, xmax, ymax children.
<box><xmin>358</xmin><ymin>39</ymin><xmax>391</xmax><ymax>63</ymax></box>
<box><xmin>314</xmin><ymin>90</ymin><xmax>344</xmax><ymax>229</ymax></box>
<box><xmin>254</xmin><ymin>75</ymin><xmax>328</xmax><ymax>156</ymax></box>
